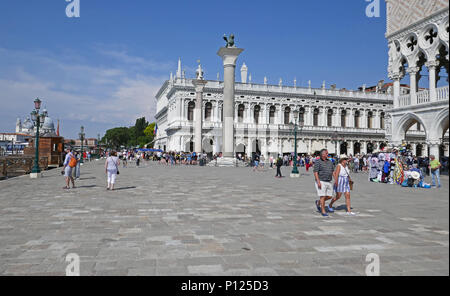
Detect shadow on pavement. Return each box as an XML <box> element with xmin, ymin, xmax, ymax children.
<box><xmin>113</xmin><ymin>186</ymin><xmax>137</xmax><ymax>191</ymax></box>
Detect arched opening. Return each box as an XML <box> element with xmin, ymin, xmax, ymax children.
<box><xmin>436</xmin><ymin>42</ymin><xmax>449</xmax><ymax>88</ymax></box>
<box><xmin>269</xmin><ymin>106</ymin><xmax>276</xmax><ymax>124</ymax></box>
<box><xmin>397</xmin><ymin>113</ymin><xmax>427</xmax><ymax>145</ymax></box>
<box><xmin>237</xmin><ymin>104</ymin><xmax>245</xmax><ymax>123</ymax></box>
<box><xmin>235</xmin><ymin>143</ymin><xmax>246</xmax><ymax>159</ymax></box>
<box><xmin>284</xmin><ymin>107</ymin><xmax>291</xmax><ymax>125</ymax></box>
<box><xmin>185</xmin><ymin>141</ymin><xmax>194</xmax><ymax>152</ymax></box>
<box><xmin>380</xmin><ymin>112</ymin><xmax>385</xmax><ymax>129</ymax></box>
<box><xmin>340</xmin><ymin>142</ymin><xmax>348</xmax><ymax>155</ymax></box>
<box><xmin>367</xmin><ymin>142</ymin><xmax>374</xmax><ymax>154</ymax></box>
<box><xmin>367</xmin><ymin>111</ymin><xmax>373</xmax><ymax>129</ymax></box>
<box><xmin>354</xmin><ymin>142</ymin><xmax>361</xmax><ymax>155</ymax></box>
<box><xmin>203</xmin><ymin>138</ymin><xmax>213</xmax><ymax>154</ymax></box>
<box><xmin>416</xmin><ymin>51</ymin><xmax>430</xmax><ymax>92</ymax></box>
<box><xmin>205</xmin><ymin>102</ymin><xmax>212</xmax><ymax>122</ymax></box>
<box><xmin>254</xmin><ymin>105</ymin><xmax>261</xmax><ymax>124</ymax></box>
<box><xmin>252</xmin><ymin>139</ymin><xmax>261</xmax><ymax>158</ymax></box>
<box><xmin>354</xmin><ymin>110</ymin><xmax>360</xmax><ymax>128</ymax></box>
<box><xmin>341</xmin><ymin>110</ymin><xmax>347</xmax><ymax>127</ymax></box>
<box><xmin>327</xmin><ymin>109</ymin><xmax>333</xmax><ymax>127</ymax></box>
<box><xmin>187</xmin><ymin>101</ymin><xmax>195</xmax><ymax>121</ymax></box>
<box><xmin>299</xmin><ymin>107</ymin><xmax>305</xmax><ymax>124</ymax></box>
<box><xmin>313</xmin><ymin>108</ymin><xmax>319</xmax><ymax>126</ymax></box>
<box><xmin>416</xmin><ymin>143</ymin><xmax>423</xmax><ymax>157</ymax></box>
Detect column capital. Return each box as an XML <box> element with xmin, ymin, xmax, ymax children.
<box><xmin>425</xmin><ymin>60</ymin><xmax>440</xmax><ymax>69</ymax></box>
<box><xmin>388</xmin><ymin>71</ymin><xmax>404</xmax><ymax>81</ymax></box>
<box><xmin>217</xmin><ymin>47</ymin><xmax>244</xmax><ymax>67</ymax></box>
<box><xmin>406</xmin><ymin>67</ymin><xmax>420</xmax><ymax>75</ymax></box>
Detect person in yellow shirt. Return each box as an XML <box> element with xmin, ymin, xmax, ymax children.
<box><xmin>428</xmin><ymin>155</ymin><xmax>442</xmax><ymax>188</ymax></box>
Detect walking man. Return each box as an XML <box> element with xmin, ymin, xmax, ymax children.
<box><xmin>314</xmin><ymin>149</ymin><xmax>335</xmax><ymax>217</ymax></box>
<box><xmin>275</xmin><ymin>155</ymin><xmax>283</xmax><ymax>178</ymax></box>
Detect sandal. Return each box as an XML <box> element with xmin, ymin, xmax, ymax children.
<box><xmin>315</xmin><ymin>200</ymin><xmax>321</xmax><ymax>212</ymax></box>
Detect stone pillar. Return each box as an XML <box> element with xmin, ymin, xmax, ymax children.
<box><xmin>411</xmin><ymin>143</ymin><xmax>417</xmax><ymax>155</ymax></box>
<box><xmin>407</xmin><ymin>67</ymin><xmax>420</xmax><ymax>105</ymax></box>
<box><xmin>426</xmin><ymin>60</ymin><xmax>439</xmax><ymax>102</ymax></box>
<box><xmin>389</xmin><ymin>72</ymin><xmax>403</xmax><ymax>108</ymax></box>
<box><xmin>218</xmin><ymin>46</ymin><xmax>244</xmax><ymax>159</ymax></box>
<box><xmin>279</xmin><ymin>106</ymin><xmax>284</xmax><ymax>125</ymax></box>
<box><xmin>192</xmin><ymin>79</ymin><xmax>207</xmax><ymax>154</ymax></box>
<box><xmin>333</xmin><ymin>108</ymin><xmax>340</xmax><ymax>127</ymax></box>
<box><xmin>305</xmin><ymin>106</ymin><xmax>311</xmax><ymax>126</ymax></box>
<box><xmin>422</xmin><ymin>143</ymin><xmax>429</xmax><ymax>157</ymax></box>
<box><xmin>347</xmin><ymin>140</ymin><xmax>354</xmax><ymax>156</ymax></box>
<box><xmin>429</xmin><ymin>141</ymin><xmax>441</xmax><ymax>161</ymax></box>
<box><xmin>347</xmin><ymin>109</ymin><xmax>354</xmax><ymax>128</ymax></box>
<box><xmin>361</xmin><ymin>141</ymin><xmax>367</xmax><ymax>154</ymax></box>
<box><xmin>213</xmin><ymin>101</ymin><xmax>219</xmax><ymax>122</ymax></box>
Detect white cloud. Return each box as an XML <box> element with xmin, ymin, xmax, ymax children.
<box><xmin>0</xmin><ymin>46</ymin><xmax>168</xmax><ymax>138</ymax></box>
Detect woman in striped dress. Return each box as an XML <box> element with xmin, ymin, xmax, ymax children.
<box><xmin>329</xmin><ymin>155</ymin><xmax>356</xmax><ymax>216</ymax></box>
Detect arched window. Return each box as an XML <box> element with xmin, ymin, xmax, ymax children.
<box><xmin>254</xmin><ymin>105</ymin><xmax>260</xmax><ymax>124</ymax></box>
<box><xmin>380</xmin><ymin>112</ymin><xmax>385</xmax><ymax>129</ymax></box>
<box><xmin>205</xmin><ymin>102</ymin><xmax>212</xmax><ymax>122</ymax></box>
<box><xmin>327</xmin><ymin>109</ymin><xmax>333</xmax><ymax>127</ymax></box>
<box><xmin>367</xmin><ymin>111</ymin><xmax>373</xmax><ymax>129</ymax></box>
<box><xmin>354</xmin><ymin>110</ymin><xmax>360</xmax><ymax>128</ymax></box>
<box><xmin>299</xmin><ymin>107</ymin><xmax>305</xmax><ymax>125</ymax></box>
<box><xmin>341</xmin><ymin>110</ymin><xmax>347</xmax><ymax>127</ymax></box>
<box><xmin>284</xmin><ymin>107</ymin><xmax>291</xmax><ymax>125</ymax></box>
<box><xmin>269</xmin><ymin>106</ymin><xmax>276</xmax><ymax>124</ymax></box>
<box><xmin>188</xmin><ymin>101</ymin><xmax>195</xmax><ymax>121</ymax></box>
<box><xmin>313</xmin><ymin>108</ymin><xmax>319</xmax><ymax>126</ymax></box>
<box><xmin>237</xmin><ymin>104</ymin><xmax>245</xmax><ymax>123</ymax></box>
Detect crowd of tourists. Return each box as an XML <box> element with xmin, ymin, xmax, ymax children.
<box><xmin>60</xmin><ymin>145</ymin><xmax>445</xmax><ymax>219</ymax></box>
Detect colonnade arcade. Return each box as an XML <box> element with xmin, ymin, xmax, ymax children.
<box><xmin>180</xmin><ymin>97</ymin><xmax>387</xmax><ymax>130</ymax></box>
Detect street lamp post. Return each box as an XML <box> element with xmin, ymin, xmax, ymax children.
<box><xmin>290</xmin><ymin>113</ymin><xmax>304</xmax><ymax>178</ymax></box>
<box><xmin>79</xmin><ymin>126</ymin><xmax>85</xmax><ymax>164</ymax></box>
<box><xmin>30</xmin><ymin>98</ymin><xmax>45</xmax><ymax>179</ymax></box>
<box><xmin>332</xmin><ymin>129</ymin><xmax>339</xmax><ymax>160</ymax></box>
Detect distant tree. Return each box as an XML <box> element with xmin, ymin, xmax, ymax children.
<box><xmin>102</xmin><ymin>127</ymin><xmax>130</xmax><ymax>149</ymax></box>
<box><xmin>101</xmin><ymin>118</ymin><xmax>155</xmax><ymax>149</ymax></box>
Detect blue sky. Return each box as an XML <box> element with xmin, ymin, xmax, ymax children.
<box><xmin>0</xmin><ymin>0</ymin><xmax>392</xmax><ymax>138</ymax></box>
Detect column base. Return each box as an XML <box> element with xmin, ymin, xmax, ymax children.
<box><xmin>208</xmin><ymin>157</ymin><xmax>243</xmax><ymax>167</ymax></box>
<box><xmin>30</xmin><ymin>172</ymin><xmax>43</xmax><ymax>179</ymax></box>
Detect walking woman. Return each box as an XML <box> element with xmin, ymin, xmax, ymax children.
<box><xmin>329</xmin><ymin>155</ymin><xmax>356</xmax><ymax>216</ymax></box>
<box><xmin>105</xmin><ymin>151</ymin><xmax>120</xmax><ymax>191</ymax></box>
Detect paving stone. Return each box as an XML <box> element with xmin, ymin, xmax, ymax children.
<box><xmin>0</xmin><ymin>161</ymin><xmax>448</xmax><ymax>275</ymax></box>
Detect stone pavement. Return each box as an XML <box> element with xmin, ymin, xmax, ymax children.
<box><xmin>0</xmin><ymin>160</ymin><xmax>448</xmax><ymax>276</ymax></box>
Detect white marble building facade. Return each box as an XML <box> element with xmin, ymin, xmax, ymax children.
<box><xmin>154</xmin><ymin>61</ymin><xmax>393</xmax><ymax>158</ymax></box>
<box><xmin>386</xmin><ymin>0</ymin><xmax>449</xmax><ymax>158</ymax></box>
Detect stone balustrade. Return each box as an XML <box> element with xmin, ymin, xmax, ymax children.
<box><xmin>397</xmin><ymin>86</ymin><xmax>448</xmax><ymax>107</ymax></box>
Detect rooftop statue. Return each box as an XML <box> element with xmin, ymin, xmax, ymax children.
<box><xmin>223</xmin><ymin>34</ymin><xmax>236</xmax><ymax>48</ymax></box>
<box><xmin>196</xmin><ymin>60</ymin><xmax>204</xmax><ymax>80</ymax></box>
